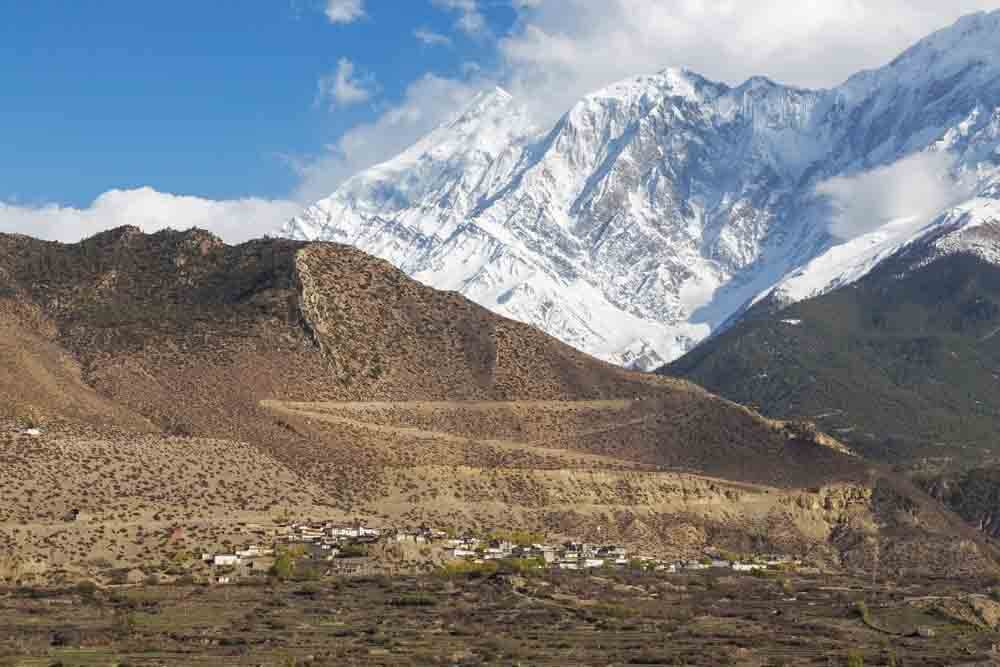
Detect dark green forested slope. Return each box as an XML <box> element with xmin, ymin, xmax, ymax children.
<box><xmin>664</xmin><ymin>252</ymin><xmax>1000</xmax><ymax>467</ymax></box>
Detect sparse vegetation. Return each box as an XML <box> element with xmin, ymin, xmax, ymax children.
<box><xmin>389</xmin><ymin>592</ymin><xmax>436</xmax><ymax>607</ymax></box>
<box><xmin>270</xmin><ymin>554</ymin><xmax>295</xmax><ymax>581</ymax></box>
<box><xmin>75</xmin><ymin>580</ymin><xmax>98</xmax><ymax>602</ymax></box>
<box><xmin>337</xmin><ymin>544</ymin><xmax>368</xmax><ymax>559</ymax></box>
<box><xmin>0</xmin><ymin>572</ymin><xmax>994</xmax><ymax>665</ymax></box>
<box><xmin>498</xmin><ymin>557</ymin><xmax>544</xmax><ymax>574</ymax></box>
<box><xmin>437</xmin><ymin>561</ymin><xmax>499</xmax><ymax>578</ymax></box>
<box><xmin>14</xmin><ymin>405</ymin><xmax>45</xmax><ymax>430</ymax></box>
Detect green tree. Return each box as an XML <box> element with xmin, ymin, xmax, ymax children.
<box><xmin>271</xmin><ymin>553</ymin><xmax>294</xmax><ymax>581</ymax></box>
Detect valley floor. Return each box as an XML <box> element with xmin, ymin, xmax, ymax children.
<box><xmin>2</xmin><ymin>569</ymin><xmax>999</xmax><ymax>666</ymax></box>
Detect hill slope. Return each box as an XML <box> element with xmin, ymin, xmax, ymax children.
<box><xmin>0</xmin><ymin>227</ymin><xmax>844</xmax><ymax>483</ymax></box>
<box><xmin>665</xmin><ymin>213</ymin><xmax>1000</xmax><ymax>467</ymax></box>
<box><xmin>0</xmin><ymin>228</ymin><xmax>994</xmax><ymax>578</ymax></box>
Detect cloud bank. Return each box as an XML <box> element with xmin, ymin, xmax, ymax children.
<box><xmin>0</xmin><ymin>188</ymin><xmax>300</xmax><ymax>244</ymax></box>
<box><xmin>500</xmin><ymin>0</ymin><xmax>1000</xmax><ymax>124</ymax></box>
<box><xmin>817</xmin><ymin>152</ymin><xmax>973</xmax><ymax>240</ymax></box>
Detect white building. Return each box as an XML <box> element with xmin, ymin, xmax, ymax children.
<box><xmin>732</xmin><ymin>562</ymin><xmax>765</xmax><ymax>572</ymax></box>
<box><xmin>236</xmin><ymin>545</ymin><xmax>273</xmax><ymax>558</ymax></box>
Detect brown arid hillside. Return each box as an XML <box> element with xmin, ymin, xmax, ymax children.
<box><xmin>0</xmin><ymin>227</ymin><xmax>995</xmax><ymax>582</ymax></box>
<box><xmin>0</xmin><ymin>303</ymin><xmax>151</xmax><ymax>431</ymax></box>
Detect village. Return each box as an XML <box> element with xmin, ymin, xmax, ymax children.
<box><xmin>192</xmin><ymin>519</ymin><xmax>806</xmax><ymax>585</ymax></box>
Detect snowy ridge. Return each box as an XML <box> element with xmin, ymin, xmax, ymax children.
<box><xmin>909</xmin><ymin>198</ymin><xmax>1000</xmax><ymax>270</ymax></box>
<box><xmin>283</xmin><ymin>10</ymin><xmax>1000</xmax><ymax>369</ymax></box>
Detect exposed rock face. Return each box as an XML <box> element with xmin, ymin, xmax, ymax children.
<box><xmin>921</xmin><ymin>468</ymin><xmax>1000</xmax><ymax>540</ymax></box>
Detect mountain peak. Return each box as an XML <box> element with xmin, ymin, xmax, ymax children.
<box><xmin>885</xmin><ymin>9</ymin><xmax>1000</xmax><ymax>74</ymax></box>
<box><xmin>447</xmin><ymin>85</ymin><xmax>516</xmax><ymax>126</ymax></box>
<box><xmin>282</xmin><ymin>13</ymin><xmax>1000</xmax><ymax>370</ymax></box>
<box><xmin>82</xmin><ymin>225</ymin><xmax>144</xmax><ymax>246</ymax></box>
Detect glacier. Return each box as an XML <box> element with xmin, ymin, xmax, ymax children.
<box><xmin>282</xmin><ymin>10</ymin><xmax>1000</xmax><ymax>370</ymax></box>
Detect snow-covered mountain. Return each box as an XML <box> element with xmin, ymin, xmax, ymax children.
<box><xmin>282</xmin><ymin>10</ymin><xmax>1000</xmax><ymax>370</ymax></box>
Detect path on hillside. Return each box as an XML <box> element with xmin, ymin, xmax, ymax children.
<box><xmin>261</xmin><ymin>399</ymin><xmax>653</xmax><ymax>470</ymax></box>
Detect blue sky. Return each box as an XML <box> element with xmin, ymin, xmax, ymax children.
<box><xmin>0</xmin><ymin>1</ymin><xmax>514</xmax><ymax>206</ymax></box>
<box><xmin>2</xmin><ymin>1</ymin><xmax>996</xmax><ymax>242</ymax></box>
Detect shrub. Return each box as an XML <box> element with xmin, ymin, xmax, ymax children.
<box><xmin>75</xmin><ymin>580</ymin><xmax>98</xmax><ymax>602</ymax></box>
<box><xmin>389</xmin><ymin>593</ymin><xmax>436</xmax><ymax>607</ymax></box>
<box><xmin>270</xmin><ymin>554</ymin><xmax>294</xmax><ymax>581</ymax></box>
<box><xmin>497</xmin><ymin>557</ymin><xmax>543</xmax><ymax>575</ymax></box>
<box><xmin>15</xmin><ymin>406</ymin><xmax>45</xmax><ymax>429</ymax></box>
<box><xmin>292</xmin><ymin>563</ymin><xmax>322</xmax><ymax>582</ymax></box>
<box><xmin>436</xmin><ymin>561</ymin><xmax>498</xmax><ymax>578</ymax></box>
<box><xmin>113</xmin><ymin>611</ymin><xmax>136</xmax><ymax>639</ymax></box>
<box><xmin>593</xmin><ymin>603</ymin><xmax>637</xmax><ymax>619</ymax></box>
<box><xmin>293</xmin><ymin>583</ymin><xmax>321</xmax><ymax>597</ymax></box>
<box><xmin>338</xmin><ymin>544</ymin><xmax>368</xmax><ymax>559</ymax></box>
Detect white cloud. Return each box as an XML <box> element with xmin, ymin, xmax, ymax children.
<box><xmin>316</xmin><ymin>58</ymin><xmax>377</xmax><ymax>109</ymax></box>
<box><xmin>0</xmin><ymin>188</ymin><xmax>300</xmax><ymax>244</ymax></box>
<box><xmin>432</xmin><ymin>0</ymin><xmax>486</xmax><ymax>36</ymax></box>
<box><xmin>293</xmin><ymin>74</ymin><xmax>485</xmax><ymax>202</ymax></box>
<box><xmin>817</xmin><ymin>152</ymin><xmax>974</xmax><ymax>240</ymax></box>
<box><xmin>501</xmin><ymin>1</ymin><xmax>1000</xmax><ymax>124</ymax></box>
<box><xmin>294</xmin><ymin>3</ymin><xmax>1000</xmax><ymax>202</ymax></box>
<box><xmin>296</xmin><ymin>2</ymin><xmax>1000</xmax><ymax>204</ymax></box>
<box><xmin>414</xmin><ymin>27</ymin><xmax>452</xmax><ymax>47</ymax></box>
<box><xmin>282</xmin><ymin>0</ymin><xmax>1000</xmax><ymax>210</ymax></box>
<box><xmin>324</xmin><ymin>0</ymin><xmax>365</xmax><ymax>24</ymax></box>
